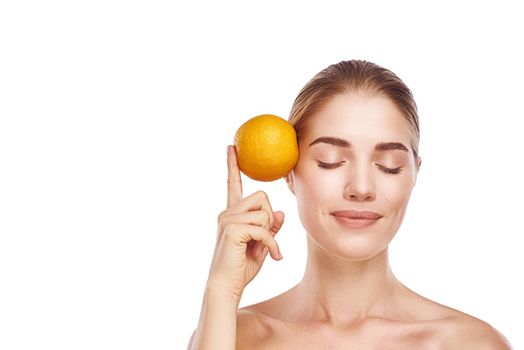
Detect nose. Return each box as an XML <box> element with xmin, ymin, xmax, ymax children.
<box><xmin>343</xmin><ymin>163</ymin><xmax>376</xmax><ymax>201</ymax></box>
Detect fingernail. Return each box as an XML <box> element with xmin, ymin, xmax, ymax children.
<box><xmin>278</xmin><ymin>251</ymin><xmax>283</xmax><ymax>260</ymax></box>
<box><xmin>227</xmin><ymin>145</ymin><xmax>232</xmax><ymax>155</ymax></box>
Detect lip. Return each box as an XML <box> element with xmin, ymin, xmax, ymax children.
<box><xmin>331</xmin><ymin>210</ymin><xmax>383</xmax><ymax>219</ymax></box>
<box><xmin>331</xmin><ymin>210</ymin><xmax>383</xmax><ymax>229</ymax></box>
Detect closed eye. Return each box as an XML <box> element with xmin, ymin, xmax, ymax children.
<box><xmin>379</xmin><ymin>166</ymin><xmax>403</xmax><ymax>174</ymax></box>
<box><xmin>317</xmin><ymin>161</ymin><xmax>403</xmax><ymax>175</ymax></box>
<box><xmin>318</xmin><ymin>161</ymin><xmax>345</xmax><ymax>169</ymax></box>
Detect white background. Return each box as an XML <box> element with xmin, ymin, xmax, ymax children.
<box><xmin>1</xmin><ymin>1</ymin><xmax>523</xmax><ymax>349</ymax></box>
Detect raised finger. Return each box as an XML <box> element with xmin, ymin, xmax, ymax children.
<box><xmin>226</xmin><ymin>145</ymin><xmax>243</xmax><ymax>208</ymax></box>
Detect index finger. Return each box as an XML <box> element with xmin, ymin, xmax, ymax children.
<box><xmin>227</xmin><ymin>145</ymin><xmax>243</xmax><ymax>208</ymax></box>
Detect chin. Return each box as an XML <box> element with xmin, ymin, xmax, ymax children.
<box><xmin>333</xmin><ymin>238</ymin><xmax>387</xmax><ymax>261</ymax></box>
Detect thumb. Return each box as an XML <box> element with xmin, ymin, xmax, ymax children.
<box><xmin>271</xmin><ymin>211</ymin><xmax>285</xmax><ymax>233</ymax></box>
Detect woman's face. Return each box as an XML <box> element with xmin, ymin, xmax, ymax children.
<box><xmin>285</xmin><ymin>93</ymin><xmax>421</xmax><ymax>261</ymax></box>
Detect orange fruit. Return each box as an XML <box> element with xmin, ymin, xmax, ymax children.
<box><xmin>234</xmin><ymin>114</ymin><xmax>299</xmax><ymax>182</ymax></box>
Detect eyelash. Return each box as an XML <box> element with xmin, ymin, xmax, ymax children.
<box><xmin>317</xmin><ymin>161</ymin><xmax>403</xmax><ymax>175</ymax></box>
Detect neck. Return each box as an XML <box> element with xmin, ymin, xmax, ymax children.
<box><xmin>293</xmin><ymin>238</ymin><xmax>403</xmax><ymax>326</ymax></box>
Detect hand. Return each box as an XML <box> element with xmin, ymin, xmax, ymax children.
<box><xmin>206</xmin><ymin>145</ymin><xmax>285</xmax><ymax>302</ymax></box>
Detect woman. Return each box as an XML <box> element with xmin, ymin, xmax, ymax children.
<box><xmin>188</xmin><ymin>60</ymin><xmax>512</xmax><ymax>349</ymax></box>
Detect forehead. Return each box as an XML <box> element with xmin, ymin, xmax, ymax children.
<box><xmin>302</xmin><ymin>93</ymin><xmax>412</xmax><ymax>146</ymax></box>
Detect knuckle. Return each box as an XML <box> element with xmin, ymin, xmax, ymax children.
<box><xmin>260</xmin><ymin>227</ymin><xmax>271</xmax><ymax>240</ymax></box>
<box><xmin>256</xmin><ymin>190</ymin><xmax>268</xmax><ymax>200</ymax></box>
<box><xmin>217</xmin><ymin>217</ymin><xmax>226</xmax><ymax>232</ymax></box>
<box><xmin>264</xmin><ymin>208</ymin><xmax>274</xmax><ymax>224</ymax></box>
<box><xmin>257</xmin><ymin>191</ymin><xmax>272</xmax><ymax>212</ymax></box>
<box><xmin>217</xmin><ymin>210</ymin><xmax>228</xmax><ymax>225</ymax></box>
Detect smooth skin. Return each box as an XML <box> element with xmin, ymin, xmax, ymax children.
<box><xmin>188</xmin><ymin>93</ymin><xmax>512</xmax><ymax>349</ymax></box>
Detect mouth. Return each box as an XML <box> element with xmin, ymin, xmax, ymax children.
<box><xmin>330</xmin><ymin>210</ymin><xmax>383</xmax><ymax>220</ymax></box>
<box><xmin>330</xmin><ymin>210</ymin><xmax>383</xmax><ymax>229</ymax></box>
<box><xmin>331</xmin><ymin>215</ymin><xmax>381</xmax><ymax>229</ymax></box>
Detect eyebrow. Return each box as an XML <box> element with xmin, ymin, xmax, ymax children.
<box><xmin>308</xmin><ymin>136</ymin><xmax>409</xmax><ymax>152</ymax></box>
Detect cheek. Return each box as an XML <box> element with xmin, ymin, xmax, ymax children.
<box><xmin>294</xmin><ymin>164</ymin><xmax>334</xmax><ymax>215</ymax></box>
<box><xmin>296</xmin><ymin>172</ymin><xmax>330</xmax><ymax>206</ymax></box>
<box><xmin>296</xmin><ymin>158</ymin><xmax>336</xmax><ymax>190</ymax></box>
<box><xmin>293</xmin><ymin>159</ymin><xmax>326</xmax><ymax>232</ymax></box>
<box><xmin>381</xmin><ymin>177</ymin><xmax>414</xmax><ymax>215</ymax></box>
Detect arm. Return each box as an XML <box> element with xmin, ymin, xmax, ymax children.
<box><xmin>188</xmin><ymin>283</ymin><xmax>240</xmax><ymax>350</ymax></box>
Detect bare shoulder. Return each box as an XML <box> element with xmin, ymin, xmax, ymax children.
<box><xmin>236</xmin><ymin>306</ymin><xmax>276</xmax><ymax>350</ymax></box>
<box><xmin>235</xmin><ymin>288</ymin><xmax>296</xmax><ymax>349</ymax></box>
<box><xmin>440</xmin><ymin>311</ymin><xmax>512</xmax><ymax>349</ymax></box>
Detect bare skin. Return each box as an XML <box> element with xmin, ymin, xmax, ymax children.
<box><xmin>236</xmin><ymin>263</ymin><xmax>510</xmax><ymax>349</ymax></box>
<box><xmin>189</xmin><ymin>93</ymin><xmax>512</xmax><ymax>349</ymax></box>
<box><xmin>235</xmin><ymin>94</ymin><xmax>511</xmax><ymax>349</ymax></box>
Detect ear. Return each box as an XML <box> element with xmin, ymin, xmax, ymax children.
<box><xmin>414</xmin><ymin>156</ymin><xmax>422</xmax><ymax>185</ymax></box>
<box><xmin>416</xmin><ymin>156</ymin><xmax>422</xmax><ymax>173</ymax></box>
<box><xmin>285</xmin><ymin>171</ymin><xmax>296</xmax><ymax>195</ymax></box>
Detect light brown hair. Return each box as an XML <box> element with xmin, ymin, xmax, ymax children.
<box><xmin>288</xmin><ymin>59</ymin><xmax>420</xmax><ymax>164</ymax></box>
